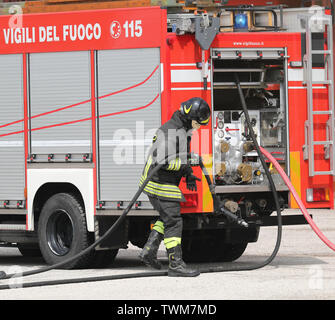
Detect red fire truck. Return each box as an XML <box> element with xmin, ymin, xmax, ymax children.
<box><xmin>0</xmin><ymin>1</ymin><xmax>333</xmax><ymax>268</ymax></box>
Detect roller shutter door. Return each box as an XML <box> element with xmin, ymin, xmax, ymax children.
<box><xmin>29</xmin><ymin>51</ymin><xmax>92</xmax><ymax>161</ymax></box>
<box><xmin>0</xmin><ymin>54</ymin><xmax>25</xmax><ymax>200</ymax></box>
<box><xmin>97</xmin><ymin>48</ymin><xmax>161</xmax><ymax>202</ymax></box>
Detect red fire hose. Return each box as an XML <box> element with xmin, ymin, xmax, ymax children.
<box><xmin>260</xmin><ymin>146</ymin><xmax>335</xmax><ymax>252</ymax></box>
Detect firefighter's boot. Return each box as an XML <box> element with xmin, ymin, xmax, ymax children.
<box><xmin>139</xmin><ymin>230</ymin><xmax>164</xmax><ymax>269</ymax></box>
<box><xmin>167</xmin><ymin>244</ymin><xmax>200</xmax><ymax>277</ymax></box>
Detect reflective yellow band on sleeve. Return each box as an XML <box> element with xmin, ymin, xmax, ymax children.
<box><xmin>176</xmin><ymin>158</ymin><xmax>181</xmax><ymax>170</ymax></box>
<box><xmin>168</xmin><ymin>161</ymin><xmax>174</xmax><ymax>170</ymax></box>
<box><xmin>143</xmin><ymin>156</ymin><xmax>153</xmax><ymax>180</ymax></box>
<box><xmin>166</xmin><ymin>157</ymin><xmax>181</xmax><ymax>171</ymax></box>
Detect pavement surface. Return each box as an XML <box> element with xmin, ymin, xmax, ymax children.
<box><xmin>0</xmin><ymin>209</ymin><xmax>334</xmax><ymax>300</ymax></box>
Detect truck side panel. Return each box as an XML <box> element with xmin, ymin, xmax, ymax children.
<box><xmin>0</xmin><ymin>54</ymin><xmax>25</xmax><ymax>201</ymax></box>
<box><xmin>97</xmin><ymin>48</ymin><xmax>161</xmax><ymax>202</ymax></box>
<box><xmin>29</xmin><ymin>51</ymin><xmax>92</xmax><ymax>161</ymax></box>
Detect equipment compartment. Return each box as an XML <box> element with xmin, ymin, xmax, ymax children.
<box><xmin>211</xmin><ymin>48</ymin><xmax>289</xmax><ymax>196</ymax></box>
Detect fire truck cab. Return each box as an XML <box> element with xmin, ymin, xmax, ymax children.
<box><xmin>0</xmin><ymin>1</ymin><xmax>333</xmax><ymax>268</ymax></box>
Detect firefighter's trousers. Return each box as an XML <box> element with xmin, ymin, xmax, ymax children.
<box><xmin>148</xmin><ymin>196</ymin><xmax>182</xmax><ymax>249</ymax></box>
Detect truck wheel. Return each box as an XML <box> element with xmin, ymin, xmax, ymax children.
<box><xmin>216</xmin><ymin>242</ymin><xmax>248</xmax><ymax>262</ymax></box>
<box><xmin>17</xmin><ymin>243</ymin><xmax>42</xmax><ymax>257</ymax></box>
<box><xmin>38</xmin><ymin>193</ymin><xmax>94</xmax><ymax>269</ymax></box>
<box><xmin>89</xmin><ymin>249</ymin><xmax>119</xmax><ymax>268</ymax></box>
<box><xmin>182</xmin><ymin>237</ymin><xmax>248</xmax><ymax>263</ymax></box>
<box><xmin>182</xmin><ymin>238</ymin><xmax>213</xmax><ymax>263</ymax></box>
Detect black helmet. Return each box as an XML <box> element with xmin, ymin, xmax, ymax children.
<box><xmin>180</xmin><ymin>97</ymin><xmax>211</xmax><ymax>125</ymax></box>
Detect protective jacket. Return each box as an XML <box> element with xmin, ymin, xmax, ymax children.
<box><xmin>139</xmin><ymin>110</ymin><xmax>194</xmax><ymax>202</ymax></box>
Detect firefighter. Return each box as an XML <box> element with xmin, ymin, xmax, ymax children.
<box><xmin>139</xmin><ymin>97</ymin><xmax>211</xmax><ymax>277</ymax></box>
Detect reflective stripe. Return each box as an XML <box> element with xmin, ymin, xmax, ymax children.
<box><xmin>199</xmin><ymin>117</ymin><xmax>209</xmax><ymax>124</ymax></box>
<box><xmin>140</xmin><ymin>183</ymin><xmax>182</xmax><ymax>199</ymax></box>
<box><xmin>166</xmin><ymin>157</ymin><xmax>181</xmax><ymax>171</ymax></box>
<box><xmin>140</xmin><ymin>181</ymin><xmax>182</xmax><ymax>198</ymax></box>
<box><xmin>140</xmin><ymin>155</ymin><xmax>182</xmax><ymax>200</ymax></box>
<box><xmin>145</xmin><ymin>189</ymin><xmax>181</xmax><ymax>199</ymax></box>
<box><xmin>140</xmin><ymin>177</ymin><xmax>181</xmax><ymax>192</ymax></box>
<box><xmin>143</xmin><ymin>156</ymin><xmax>153</xmax><ymax>180</ymax></box>
<box><xmin>146</xmin><ymin>183</ymin><xmax>180</xmax><ymax>194</ymax></box>
<box><xmin>142</xmin><ymin>185</ymin><xmax>182</xmax><ymax>199</ymax></box>
<box><xmin>164</xmin><ymin>237</ymin><xmax>181</xmax><ymax>249</ymax></box>
<box><xmin>168</xmin><ymin>161</ymin><xmax>174</xmax><ymax>170</ymax></box>
<box><xmin>153</xmin><ymin>220</ymin><xmax>164</xmax><ymax>235</ymax></box>
<box><xmin>146</xmin><ymin>181</ymin><xmax>180</xmax><ymax>192</ymax></box>
<box><xmin>176</xmin><ymin>158</ymin><xmax>180</xmax><ymax>170</ymax></box>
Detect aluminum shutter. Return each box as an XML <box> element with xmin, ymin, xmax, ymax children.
<box><xmin>29</xmin><ymin>51</ymin><xmax>92</xmax><ymax>159</ymax></box>
<box><xmin>97</xmin><ymin>48</ymin><xmax>161</xmax><ymax>202</ymax></box>
<box><xmin>0</xmin><ymin>54</ymin><xmax>25</xmax><ymax>200</ymax></box>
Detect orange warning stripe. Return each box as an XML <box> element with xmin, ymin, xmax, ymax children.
<box><xmin>202</xmin><ymin>154</ymin><xmax>214</xmax><ymax>213</ymax></box>
<box><xmin>290</xmin><ymin>151</ymin><xmax>301</xmax><ymax>209</ymax></box>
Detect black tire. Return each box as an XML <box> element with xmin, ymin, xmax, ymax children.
<box><xmin>182</xmin><ymin>236</ymin><xmax>248</xmax><ymax>263</ymax></box>
<box><xmin>38</xmin><ymin>193</ymin><xmax>95</xmax><ymax>269</ymax></box>
<box><xmin>89</xmin><ymin>249</ymin><xmax>119</xmax><ymax>268</ymax></box>
<box><xmin>182</xmin><ymin>237</ymin><xmax>215</xmax><ymax>263</ymax></box>
<box><xmin>216</xmin><ymin>242</ymin><xmax>248</xmax><ymax>262</ymax></box>
<box><xmin>17</xmin><ymin>243</ymin><xmax>42</xmax><ymax>257</ymax></box>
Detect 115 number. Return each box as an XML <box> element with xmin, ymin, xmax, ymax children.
<box><xmin>123</xmin><ymin>20</ymin><xmax>142</xmax><ymax>38</ymax></box>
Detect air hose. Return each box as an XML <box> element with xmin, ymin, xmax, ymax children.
<box><xmin>0</xmin><ymin>74</ymin><xmax>283</xmax><ymax>289</ymax></box>
<box><xmin>261</xmin><ymin>147</ymin><xmax>335</xmax><ymax>252</ymax></box>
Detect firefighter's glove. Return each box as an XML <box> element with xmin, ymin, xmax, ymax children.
<box><xmin>186</xmin><ymin>174</ymin><xmax>201</xmax><ymax>192</ymax></box>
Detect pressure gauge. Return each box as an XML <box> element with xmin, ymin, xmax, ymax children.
<box><xmin>217</xmin><ymin>121</ymin><xmax>224</xmax><ymax>129</ymax></box>
<box><xmin>217</xmin><ymin>112</ymin><xmax>224</xmax><ymax>120</ymax></box>
<box><xmin>217</xmin><ymin>130</ymin><xmax>224</xmax><ymax>139</ymax></box>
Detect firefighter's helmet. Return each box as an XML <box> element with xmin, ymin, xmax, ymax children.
<box><xmin>180</xmin><ymin>97</ymin><xmax>211</xmax><ymax>125</ymax></box>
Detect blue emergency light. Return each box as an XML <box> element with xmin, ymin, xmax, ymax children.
<box><xmin>234</xmin><ymin>13</ymin><xmax>248</xmax><ymax>30</ymax></box>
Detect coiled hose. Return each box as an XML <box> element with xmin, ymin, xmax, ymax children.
<box><xmin>0</xmin><ymin>74</ymin><xmax>283</xmax><ymax>289</ymax></box>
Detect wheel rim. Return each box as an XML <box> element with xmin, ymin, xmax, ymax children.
<box><xmin>46</xmin><ymin>209</ymin><xmax>74</xmax><ymax>256</ymax></box>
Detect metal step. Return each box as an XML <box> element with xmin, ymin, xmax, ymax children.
<box><xmin>313</xmin><ymin>141</ymin><xmax>333</xmax><ymax>146</ymax></box>
<box><xmin>213</xmin><ymin>82</ymin><xmax>266</xmax><ymax>89</ymax></box>
<box><xmin>313</xmin><ymin>171</ymin><xmax>334</xmax><ymax>176</ymax></box>
<box><xmin>311</xmin><ymin>50</ymin><xmax>331</xmax><ymax>55</ymax></box>
<box><xmin>0</xmin><ymin>224</ymin><xmax>26</xmax><ymax>231</ymax></box>
<box><xmin>312</xmin><ymin>80</ymin><xmax>332</xmax><ymax>85</ymax></box>
<box><xmin>0</xmin><ymin>209</ymin><xmax>27</xmax><ymax>215</ymax></box>
<box><xmin>213</xmin><ymin>68</ymin><xmax>265</xmax><ymax>73</ymax></box>
<box><xmin>313</xmin><ymin>110</ymin><xmax>333</xmax><ymax>115</ymax></box>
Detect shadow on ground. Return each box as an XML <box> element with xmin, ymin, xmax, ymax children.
<box><xmin>0</xmin><ymin>248</ymin><xmax>327</xmax><ymax>272</ymax></box>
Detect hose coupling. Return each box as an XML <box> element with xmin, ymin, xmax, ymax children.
<box><xmin>220</xmin><ymin>206</ymin><xmax>249</xmax><ymax>228</ymax></box>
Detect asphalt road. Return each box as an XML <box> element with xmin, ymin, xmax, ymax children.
<box><xmin>0</xmin><ymin>209</ymin><xmax>334</xmax><ymax>300</ymax></box>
